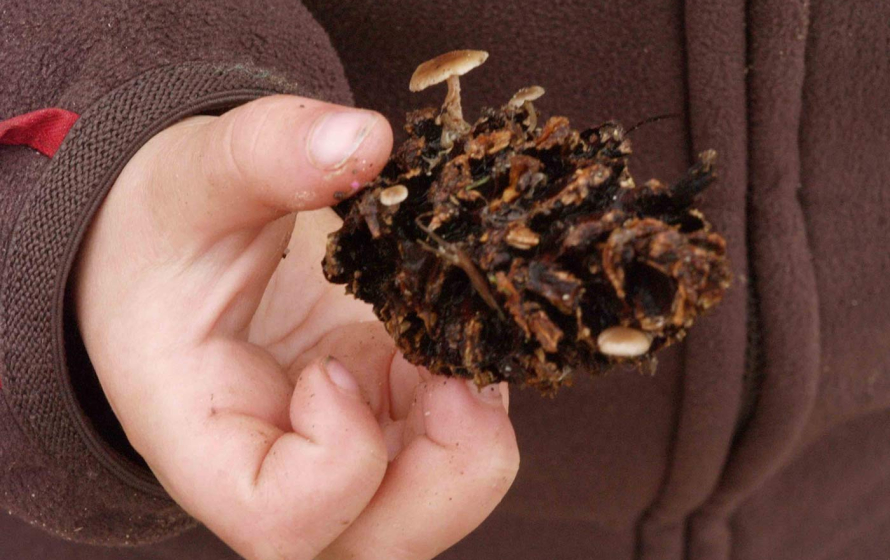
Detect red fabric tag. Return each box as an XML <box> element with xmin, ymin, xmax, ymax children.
<box><xmin>0</xmin><ymin>108</ymin><xmax>80</xmax><ymax>157</ymax></box>
<box><xmin>0</xmin><ymin>108</ymin><xmax>79</xmax><ymax>391</ymax></box>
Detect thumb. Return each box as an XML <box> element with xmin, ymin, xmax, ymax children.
<box><xmin>147</xmin><ymin>94</ymin><xmax>393</xmax><ymax>237</ymax></box>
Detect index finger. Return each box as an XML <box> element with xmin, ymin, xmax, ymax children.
<box><xmin>121</xmin><ymin>342</ymin><xmax>388</xmax><ymax>560</ymax></box>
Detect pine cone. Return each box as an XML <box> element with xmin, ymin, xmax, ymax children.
<box><xmin>323</xmin><ymin>51</ymin><xmax>731</xmax><ymax>394</ymax></box>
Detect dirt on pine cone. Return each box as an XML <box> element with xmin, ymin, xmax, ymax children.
<box><xmin>323</xmin><ymin>102</ymin><xmax>731</xmax><ymax>394</ymax></box>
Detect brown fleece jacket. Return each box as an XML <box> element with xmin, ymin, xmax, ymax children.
<box><xmin>1</xmin><ymin>0</ymin><xmax>889</xmax><ymax>559</ymax></box>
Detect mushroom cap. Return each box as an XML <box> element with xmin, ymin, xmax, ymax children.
<box><xmin>380</xmin><ymin>185</ymin><xmax>409</xmax><ymax>206</ymax></box>
<box><xmin>699</xmin><ymin>149</ymin><xmax>718</xmax><ymax>170</ymax></box>
<box><xmin>409</xmin><ymin>50</ymin><xmax>489</xmax><ymax>92</ymax></box>
<box><xmin>596</xmin><ymin>326</ymin><xmax>652</xmax><ymax>357</ymax></box>
<box><xmin>508</xmin><ymin>85</ymin><xmax>546</xmax><ymax>107</ymax></box>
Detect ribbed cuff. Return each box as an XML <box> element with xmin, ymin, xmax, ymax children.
<box><xmin>0</xmin><ymin>62</ymin><xmax>303</xmax><ymax>545</ymax></box>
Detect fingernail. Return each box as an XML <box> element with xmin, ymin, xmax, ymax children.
<box><xmin>465</xmin><ymin>379</ymin><xmax>503</xmax><ymax>407</ymax></box>
<box><xmin>307</xmin><ymin>111</ymin><xmax>377</xmax><ymax>170</ymax></box>
<box><xmin>323</xmin><ymin>357</ymin><xmax>362</xmax><ymax>396</ymax></box>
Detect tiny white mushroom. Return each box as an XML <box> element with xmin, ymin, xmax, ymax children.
<box><xmin>699</xmin><ymin>149</ymin><xmax>718</xmax><ymax>170</ymax></box>
<box><xmin>380</xmin><ymin>184</ymin><xmax>409</xmax><ymax>206</ymax></box>
<box><xmin>597</xmin><ymin>326</ymin><xmax>652</xmax><ymax>357</ymax></box>
<box><xmin>508</xmin><ymin>85</ymin><xmax>545</xmax><ymax>131</ymax></box>
<box><xmin>508</xmin><ymin>85</ymin><xmax>545</xmax><ymax>108</ymax></box>
<box><xmin>409</xmin><ymin>50</ymin><xmax>489</xmax><ymax>148</ymax></box>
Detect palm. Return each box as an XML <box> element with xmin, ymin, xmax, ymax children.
<box><xmin>249</xmin><ymin>209</ymin><xmax>373</xmax><ymax>361</ymax></box>
<box><xmin>243</xmin><ymin>208</ymin><xmax>413</xmax><ymax>432</ymax></box>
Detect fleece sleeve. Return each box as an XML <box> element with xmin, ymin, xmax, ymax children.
<box><xmin>0</xmin><ymin>0</ymin><xmax>352</xmax><ymax>545</ymax></box>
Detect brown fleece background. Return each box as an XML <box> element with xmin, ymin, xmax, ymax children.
<box><xmin>1</xmin><ymin>0</ymin><xmax>889</xmax><ymax>559</ymax></box>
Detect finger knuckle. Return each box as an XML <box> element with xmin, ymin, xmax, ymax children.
<box><xmin>488</xmin><ymin>452</ymin><xmax>520</xmax><ymax>494</ymax></box>
<box><xmin>459</xmin><ymin>436</ymin><xmax>520</xmax><ymax>492</ymax></box>
<box><xmin>222</xmin><ymin>97</ymin><xmax>286</xmax><ymax>189</ymax></box>
<box><xmin>315</xmin><ymin>439</ymin><xmax>388</xmax><ymax>490</ymax></box>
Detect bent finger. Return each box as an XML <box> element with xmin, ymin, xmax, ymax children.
<box><xmin>132</xmin><ymin>347</ymin><xmax>388</xmax><ymax>560</ymax></box>
<box><xmin>319</xmin><ymin>377</ymin><xmax>519</xmax><ymax>560</ymax></box>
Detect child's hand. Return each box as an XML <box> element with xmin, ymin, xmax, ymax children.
<box><xmin>74</xmin><ymin>95</ymin><xmax>519</xmax><ymax>560</ymax></box>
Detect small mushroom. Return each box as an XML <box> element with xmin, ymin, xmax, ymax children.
<box><xmin>699</xmin><ymin>149</ymin><xmax>718</xmax><ymax>170</ymax></box>
<box><xmin>596</xmin><ymin>326</ymin><xmax>652</xmax><ymax>357</ymax></box>
<box><xmin>409</xmin><ymin>50</ymin><xmax>489</xmax><ymax>148</ymax></box>
<box><xmin>380</xmin><ymin>184</ymin><xmax>409</xmax><ymax>206</ymax></box>
<box><xmin>508</xmin><ymin>85</ymin><xmax>545</xmax><ymax>130</ymax></box>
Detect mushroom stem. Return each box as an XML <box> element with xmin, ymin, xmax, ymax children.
<box><xmin>523</xmin><ymin>100</ymin><xmax>538</xmax><ymax>131</ymax></box>
<box><xmin>439</xmin><ymin>75</ymin><xmax>470</xmax><ymax>149</ymax></box>
<box><xmin>444</xmin><ymin>75</ymin><xmax>463</xmax><ymax>122</ymax></box>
